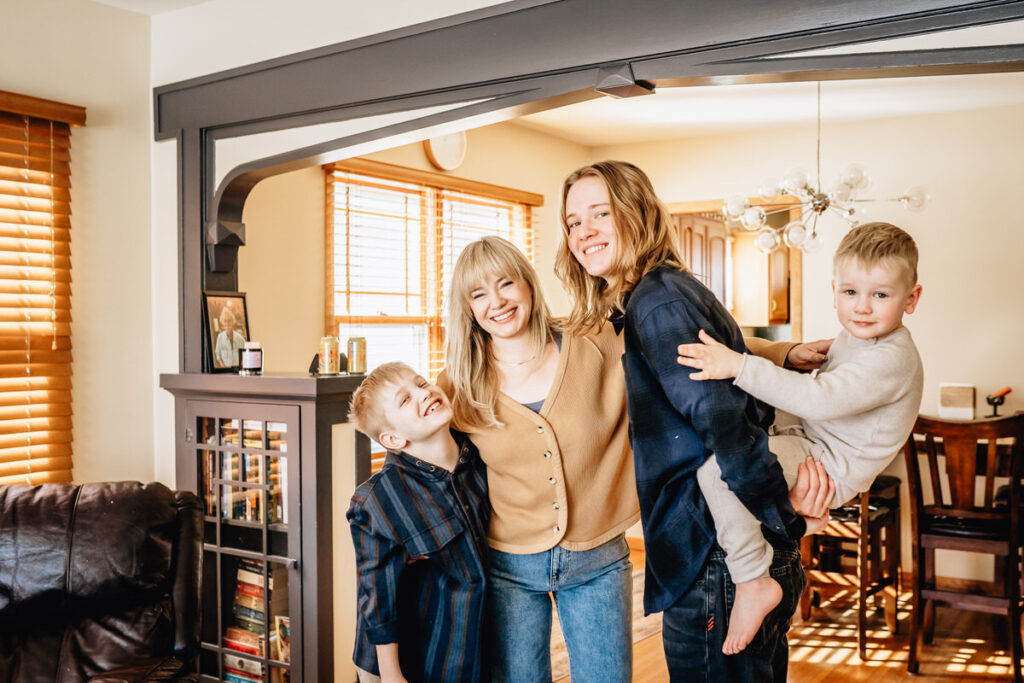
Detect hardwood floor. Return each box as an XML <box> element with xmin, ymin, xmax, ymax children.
<box><xmin>555</xmin><ymin>549</ymin><xmax>1018</xmax><ymax>681</ymax></box>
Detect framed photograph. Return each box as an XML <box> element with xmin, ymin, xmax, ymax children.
<box><xmin>204</xmin><ymin>291</ymin><xmax>250</xmax><ymax>372</ymax></box>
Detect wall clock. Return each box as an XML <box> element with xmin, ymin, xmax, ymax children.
<box><xmin>424</xmin><ymin>131</ymin><xmax>467</xmax><ymax>171</ymax></box>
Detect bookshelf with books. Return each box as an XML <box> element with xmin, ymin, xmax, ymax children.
<box><xmin>161</xmin><ymin>372</ymin><xmax>369</xmax><ymax>683</ymax></box>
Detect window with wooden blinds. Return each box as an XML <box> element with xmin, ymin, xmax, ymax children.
<box><xmin>326</xmin><ymin>158</ymin><xmax>540</xmax><ymax>381</ymax></box>
<box><xmin>0</xmin><ymin>91</ymin><xmax>85</xmax><ymax>485</ymax></box>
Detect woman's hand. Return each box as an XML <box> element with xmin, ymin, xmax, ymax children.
<box><xmin>789</xmin><ymin>456</ymin><xmax>835</xmax><ymax>535</ymax></box>
<box><xmin>676</xmin><ymin>329</ymin><xmax>744</xmax><ymax>380</ymax></box>
<box><xmin>785</xmin><ymin>338</ymin><xmax>833</xmax><ymax>371</ymax></box>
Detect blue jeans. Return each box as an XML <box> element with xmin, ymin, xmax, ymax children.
<box><xmin>662</xmin><ymin>544</ymin><xmax>804</xmax><ymax>682</ymax></box>
<box><xmin>488</xmin><ymin>534</ymin><xmax>633</xmax><ymax>682</ymax></box>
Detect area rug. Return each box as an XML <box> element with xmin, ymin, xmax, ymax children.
<box><xmin>549</xmin><ymin>568</ymin><xmax>662</xmax><ymax>681</ymax></box>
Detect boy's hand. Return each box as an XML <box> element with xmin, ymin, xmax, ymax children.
<box><xmin>789</xmin><ymin>456</ymin><xmax>835</xmax><ymax>520</ymax></box>
<box><xmin>785</xmin><ymin>338</ymin><xmax>833</xmax><ymax>370</ymax></box>
<box><xmin>376</xmin><ymin>643</ymin><xmax>408</xmax><ymax>683</ymax></box>
<box><xmin>676</xmin><ymin>329</ymin><xmax>744</xmax><ymax>380</ymax></box>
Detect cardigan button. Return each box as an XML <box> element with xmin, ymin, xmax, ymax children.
<box><xmin>543</xmin><ymin>451</ymin><xmax>551</xmax><ymax>459</ymax></box>
<box><xmin>548</xmin><ymin>477</ymin><xmax>556</xmax><ymax>485</ymax></box>
<box><xmin>536</xmin><ymin>426</ymin><xmax>544</xmax><ymax>434</ymax></box>
<box><xmin>553</xmin><ymin>525</ymin><xmax>560</xmax><ymax>533</ymax></box>
<box><xmin>552</xmin><ymin>503</ymin><xmax>559</xmax><ymax>510</ymax></box>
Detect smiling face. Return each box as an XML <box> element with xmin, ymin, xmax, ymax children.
<box><xmin>468</xmin><ymin>273</ymin><xmax>533</xmax><ymax>341</ymax></box>
<box><xmin>564</xmin><ymin>175</ymin><xmax>620</xmax><ymax>285</ymax></box>
<box><xmin>379</xmin><ymin>370</ymin><xmax>453</xmax><ymax>449</ymax></box>
<box><xmin>833</xmin><ymin>257</ymin><xmax>921</xmax><ymax>340</ymax></box>
<box><xmin>219</xmin><ymin>307</ymin><xmax>236</xmax><ymax>334</ymax></box>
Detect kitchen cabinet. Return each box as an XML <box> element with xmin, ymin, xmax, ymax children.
<box><xmin>673</xmin><ymin>213</ymin><xmax>728</xmax><ymax>304</ymax></box>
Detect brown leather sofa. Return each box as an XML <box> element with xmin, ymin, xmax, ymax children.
<box><xmin>0</xmin><ymin>481</ymin><xmax>202</xmax><ymax>682</ymax></box>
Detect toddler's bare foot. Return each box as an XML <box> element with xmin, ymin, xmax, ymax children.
<box><xmin>723</xmin><ymin>576</ymin><xmax>783</xmax><ymax>655</ymax></box>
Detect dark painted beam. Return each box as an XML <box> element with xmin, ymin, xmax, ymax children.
<box><xmin>155</xmin><ymin>0</ymin><xmax>1024</xmax><ymax>373</ymax></box>
<box><xmin>154</xmin><ymin>0</ymin><xmax>1024</xmax><ymax>138</ymax></box>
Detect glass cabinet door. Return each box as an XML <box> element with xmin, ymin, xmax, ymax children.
<box><xmin>189</xmin><ymin>401</ymin><xmax>300</xmax><ymax>683</ymax></box>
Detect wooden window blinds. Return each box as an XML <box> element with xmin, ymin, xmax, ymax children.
<box><xmin>0</xmin><ymin>91</ymin><xmax>85</xmax><ymax>485</ymax></box>
<box><xmin>326</xmin><ymin>158</ymin><xmax>542</xmax><ymax>380</ymax></box>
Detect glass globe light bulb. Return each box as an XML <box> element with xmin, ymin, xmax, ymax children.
<box><xmin>740</xmin><ymin>206</ymin><xmax>767</xmax><ymax>231</ymax></box>
<box><xmin>782</xmin><ymin>221</ymin><xmax>808</xmax><ymax>249</ymax></box>
<box><xmin>723</xmin><ymin>194</ymin><xmax>749</xmax><ymax>219</ymax></box>
<box><xmin>900</xmin><ymin>185</ymin><xmax>930</xmax><ymax>211</ymax></box>
<box><xmin>782</xmin><ymin>168</ymin><xmax>809</xmax><ymax>194</ymax></box>
<box><xmin>758</xmin><ymin>177</ymin><xmax>781</xmax><ymax>200</ymax></box>
<box><xmin>801</xmin><ymin>230</ymin><xmax>825</xmax><ymax>254</ymax></box>
<box><xmin>829</xmin><ymin>182</ymin><xmax>854</xmax><ymax>204</ymax></box>
<box><xmin>755</xmin><ymin>227</ymin><xmax>780</xmax><ymax>254</ymax></box>
<box><xmin>840</xmin><ymin>162</ymin><xmax>871</xmax><ymax>190</ymax></box>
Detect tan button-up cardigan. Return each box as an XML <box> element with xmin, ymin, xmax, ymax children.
<box><xmin>439</xmin><ymin>326</ymin><xmax>795</xmax><ymax>555</ymax></box>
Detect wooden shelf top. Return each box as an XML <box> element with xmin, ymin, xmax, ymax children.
<box><xmin>160</xmin><ymin>371</ymin><xmax>365</xmax><ymax>401</ymax></box>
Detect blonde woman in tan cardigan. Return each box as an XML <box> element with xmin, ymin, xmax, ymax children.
<box><xmin>438</xmin><ymin>236</ymin><xmax>821</xmax><ymax>682</ymax></box>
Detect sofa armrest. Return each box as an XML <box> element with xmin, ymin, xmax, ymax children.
<box><xmin>88</xmin><ymin>656</ymin><xmax>198</xmax><ymax>683</ymax></box>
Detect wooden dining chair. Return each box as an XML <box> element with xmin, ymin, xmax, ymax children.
<box><xmin>799</xmin><ymin>473</ymin><xmax>901</xmax><ymax>660</ymax></box>
<box><xmin>903</xmin><ymin>413</ymin><xmax>1024</xmax><ymax>681</ymax></box>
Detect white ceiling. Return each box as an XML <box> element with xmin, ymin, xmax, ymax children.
<box><xmin>89</xmin><ymin>0</ymin><xmax>213</xmax><ymax>15</ymax></box>
<box><xmin>514</xmin><ymin>71</ymin><xmax>1024</xmax><ymax>146</ymax></box>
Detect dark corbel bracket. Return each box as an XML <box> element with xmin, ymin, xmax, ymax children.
<box><xmin>595</xmin><ymin>64</ymin><xmax>655</xmax><ymax>98</ymax></box>
<box><xmin>206</xmin><ymin>220</ymin><xmax>246</xmax><ymax>273</ymax></box>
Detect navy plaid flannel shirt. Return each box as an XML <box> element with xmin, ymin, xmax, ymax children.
<box><xmin>613</xmin><ymin>265</ymin><xmax>806</xmax><ymax>614</ymax></box>
<box><xmin>347</xmin><ymin>430</ymin><xmax>490</xmax><ymax>682</ymax></box>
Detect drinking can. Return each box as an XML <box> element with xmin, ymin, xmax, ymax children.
<box><xmin>319</xmin><ymin>336</ymin><xmax>340</xmax><ymax>375</ymax></box>
<box><xmin>347</xmin><ymin>337</ymin><xmax>367</xmax><ymax>374</ymax></box>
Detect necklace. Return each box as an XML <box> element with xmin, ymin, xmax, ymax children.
<box><xmin>492</xmin><ymin>353</ymin><xmax>537</xmax><ymax>367</ymax></box>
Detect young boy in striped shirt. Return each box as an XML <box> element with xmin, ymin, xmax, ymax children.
<box><xmin>347</xmin><ymin>362</ymin><xmax>490</xmax><ymax>683</ymax></box>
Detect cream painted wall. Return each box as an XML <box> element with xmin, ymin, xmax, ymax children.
<box><xmin>239</xmin><ymin>167</ymin><xmax>327</xmax><ymax>371</ymax></box>
<box><xmin>3</xmin><ymin>0</ymin><xmax>155</xmax><ymax>484</ymax></box>
<box><xmin>239</xmin><ymin>121</ymin><xmax>590</xmax><ymax>373</ymax></box>
<box><xmin>594</xmin><ymin>104</ymin><xmax>1024</xmax><ymax>578</ymax></box>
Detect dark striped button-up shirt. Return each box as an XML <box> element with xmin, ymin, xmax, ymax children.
<box><xmin>347</xmin><ymin>431</ymin><xmax>490</xmax><ymax>682</ymax></box>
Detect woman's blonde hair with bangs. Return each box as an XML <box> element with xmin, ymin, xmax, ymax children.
<box><xmin>554</xmin><ymin>161</ymin><xmax>685</xmax><ymax>335</ymax></box>
<box><xmin>445</xmin><ymin>236</ymin><xmax>561</xmax><ymax>431</ymax></box>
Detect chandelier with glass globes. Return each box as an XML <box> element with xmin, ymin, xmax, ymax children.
<box><xmin>720</xmin><ymin>83</ymin><xmax>930</xmax><ymax>255</ymax></box>
<box><xmin>721</xmin><ymin>165</ymin><xmax>930</xmax><ymax>255</ymax></box>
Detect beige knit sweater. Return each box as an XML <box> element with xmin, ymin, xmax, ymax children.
<box><xmin>438</xmin><ymin>325</ymin><xmax>795</xmax><ymax>554</ymax></box>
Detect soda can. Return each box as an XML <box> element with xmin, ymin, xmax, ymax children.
<box><xmin>347</xmin><ymin>337</ymin><xmax>367</xmax><ymax>374</ymax></box>
<box><xmin>319</xmin><ymin>336</ymin><xmax>340</xmax><ymax>375</ymax></box>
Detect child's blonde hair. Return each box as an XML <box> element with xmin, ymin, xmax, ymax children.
<box><xmin>834</xmin><ymin>222</ymin><xmax>918</xmax><ymax>287</ymax></box>
<box><xmin>554</xmin><ymin>160</ymin><xmax>685</xmax><ymax>335</ymax></box>
<box><xmin>445</xmin><ymin>236</ymin><xmax>560</xmax><ymax>430</ymax></box>
<box><xmin>348</xmin><ymin>361</ymin><xmax>416</xmax><ymax>441</ymax></box>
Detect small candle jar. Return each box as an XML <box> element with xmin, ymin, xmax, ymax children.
<box><xmin>239</xmin><ymin>341</ymin><xmax>263</xmax><ymax>376</ymax></box>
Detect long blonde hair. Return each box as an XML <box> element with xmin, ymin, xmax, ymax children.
<box><xmin>554</xmin><ymin>160</ymin><xmax>685</xmax><ymax>335</ymax></box>
<box><xmin>445</xmin><ymin>236</ymin><xmax>560</xmax><ymax>430</ymax></box>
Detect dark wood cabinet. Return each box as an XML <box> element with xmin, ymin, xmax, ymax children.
<box><xmin>161</xmin><ymin>373</ymin><xmax>369</xmax><ymax>683</ymax></box>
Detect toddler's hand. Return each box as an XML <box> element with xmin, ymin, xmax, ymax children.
<box><xmin>802</xmin><ymin>510</ymin><xmax>830</xmax><ymax>536</ymax></box>
<box><xmin>676</xmin><ymin>329</ymin><xmax>744</xmax><ymax>380</ymax></box>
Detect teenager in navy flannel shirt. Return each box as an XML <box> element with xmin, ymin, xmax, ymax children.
<box><xmin>555</xmin><ymin>161</ymin><xmax>832</xmax><ymax>682</ymax></box>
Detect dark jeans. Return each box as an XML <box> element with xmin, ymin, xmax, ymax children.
<box><xmin>662</xmin><ymin>544</ymin><xmax>805</xmax><ymax>682</ymax></box>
